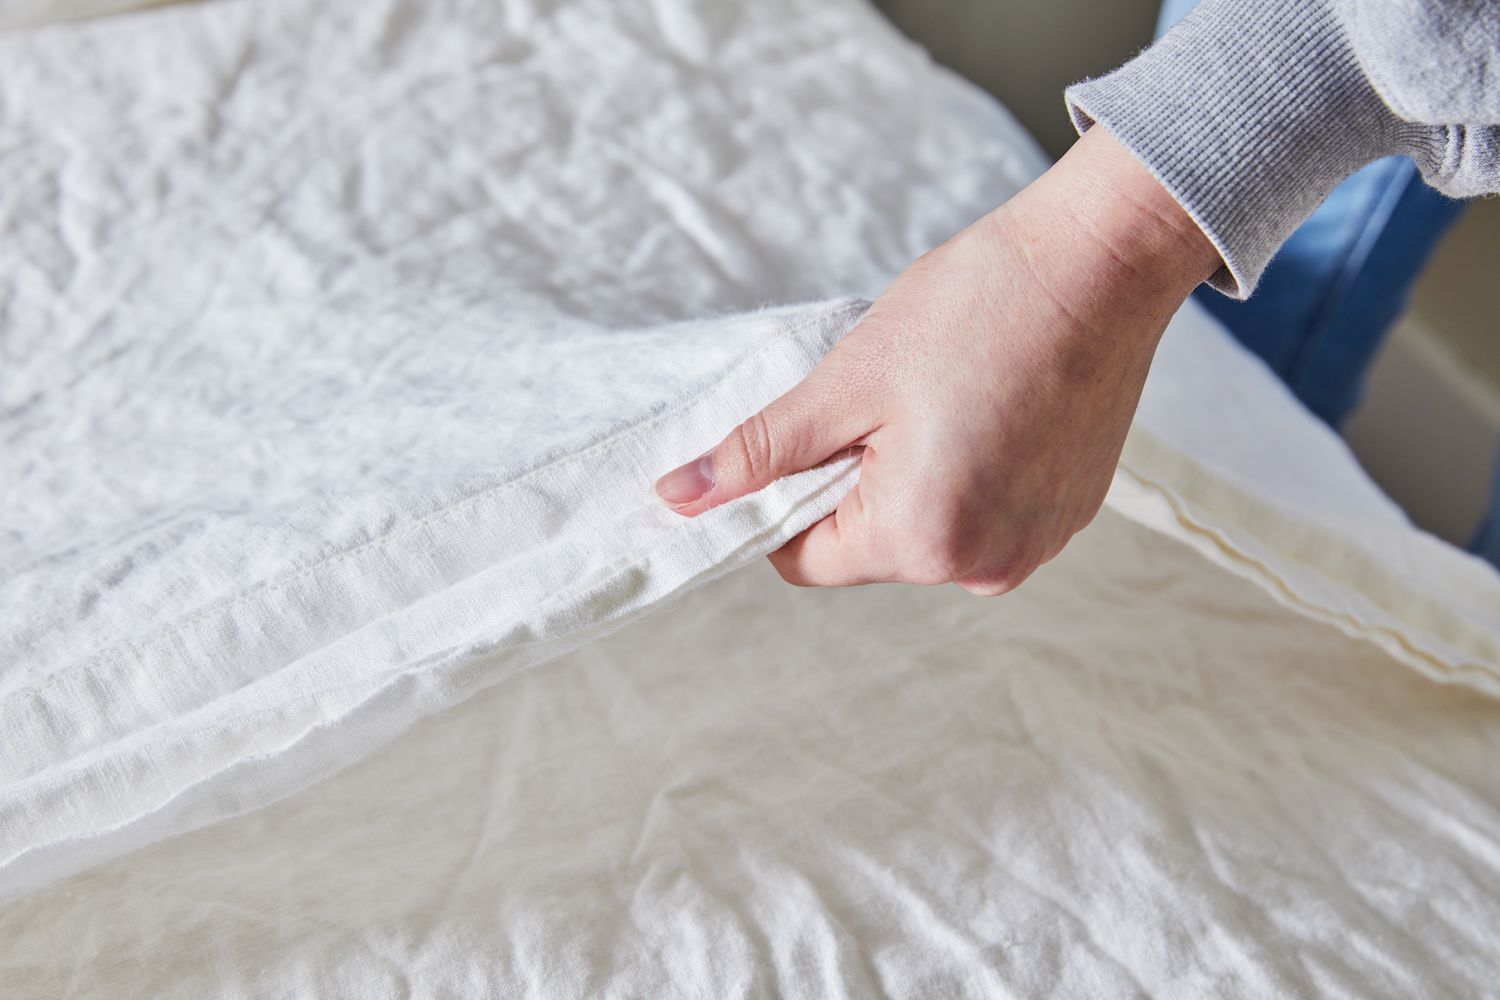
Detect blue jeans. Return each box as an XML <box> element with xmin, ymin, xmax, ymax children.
<box><xmin>1187</xmin><ymin>158</ymin><xmax>1465</xmax><ymax>426</ymax></box>
<box><xmin>1155</xmin><ymin>0</ymin><xmax>1489</xmax><ymax>559</ymax></box>
<box><xmin>1475</xmin><ymin>467</ymin><xmax>1500</xmax><ymax>565</ymax></box>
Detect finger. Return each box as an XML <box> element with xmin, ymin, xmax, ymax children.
<box><xmin>766</xmin><ymin>482</ymin><xmax>891</xmax><ymax>587</ymax></box>
<box><xmin>655</xmin><ymin>360</ymin><xmax>877</xmax><ymax>516</ymax></box>
<box><xmin>954</xmin><ymin>575</ymin><xmax>1021</xmax><ymax>598</ymax></box>
<box><xmin>954</xmin><ymin>535</ymin><xmax>1045</xmax><ymax>597</ymax></box>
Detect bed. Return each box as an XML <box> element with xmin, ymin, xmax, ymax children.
<box><xmin>2</xmin><ymin>0</ymin><xmax>1499</xmax><ymax>996</ymax></box>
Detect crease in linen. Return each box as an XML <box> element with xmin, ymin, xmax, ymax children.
<box><xmin>8</xmin><ymin>515</ymin><xmax>1500</xmax><ymax>998</ymax></box>
<box><xmin>1</xmin><ymin>0</ymin><xmax>1497</xmax><ymax>911</ymax></box>
<box><xmin>1</xmin><ymin>0</ymin><xmax>1046</xmax><ymax>897</ymax></box>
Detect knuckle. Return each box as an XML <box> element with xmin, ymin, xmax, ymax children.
<box><xmin>905</xmin><ymin>527</ymin><xmax>971</xmax><ymax>586</ymax></box>
<box><xmin>957</xmin><ymin>577</ymin><xmax>1015</xmax><ymax>597</ymax></box>
<box><xmin>1072</xmin><ymin>500</ymin><xmax>1104</xmax><ymax>536</ymax></box>
<box><xmin>766</xmin><ymin>551</ymin><xmax>812</xmax><ymax>588</ymax></box>
<box><xmin>995</xmin><ymin>552</ymin><xmax>1040</xmax><ymax>591</ymax></box>
<box><xmin>776</xmin><ymin>570</ymin><xmax>817</xmax><ymax>589</ymax></box>
<box><xmin>731</xmin><ymin>410</ymin><xmax>778</xmax><ymax>483</ymax></box>
<box><xmin>961</xmin><ymin>541</ymin><xmax>1043</xmax><ymax>596</ymax></box>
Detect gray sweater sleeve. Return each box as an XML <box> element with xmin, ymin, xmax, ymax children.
<box><xmin>1064</xmin><ymin>0</ymin><xmax>1500</xmax><ymax>298</ymax></box>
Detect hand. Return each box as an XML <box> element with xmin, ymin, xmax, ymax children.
<box><xmin>655</xmin><ymin>126</ymin><xmax>1220</xmax><ymax>593</ymax></box>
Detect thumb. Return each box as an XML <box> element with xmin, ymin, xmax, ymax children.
<box><xmin>655</xmin><ymin>364</ymin><xmax>873</xmax><ymax>516</ymax></box>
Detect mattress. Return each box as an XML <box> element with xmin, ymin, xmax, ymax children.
<box><xmin>2</xmin><ymin>0</ymin><xmax>1499</xmax><ymax>995</ymax></box>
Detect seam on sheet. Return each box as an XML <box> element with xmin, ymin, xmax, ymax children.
<box><xmin>3</xmin><ymin>301</ymin><xmax>867</xmax><ymax>711</ymax></box>
<box><xmin>42</xmin><ymin>463</ymin><xmax>858</xmax><ymax>781</ymax></box>
<box><xmin>2</xmin><ymin>301</ymin><xmax>870</xmax><ymax>716</ymax></box>
<box><xmin>1114</xmin><ymin>460</ymin><xmax>1500</xmax><ymax>694</ymax></box>
<box><xmin>0</xmin><ymin>461</ymin><xmax>859</xmax><ymax>881</ymax></box>
<box><xmin>1118</xmin><ymin>427</ymin><xmax>1500</xmax><ymax>668</ymax></box>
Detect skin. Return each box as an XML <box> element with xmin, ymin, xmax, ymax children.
<box><xmin>655</xmin><ymin>126</ymin><xmax>1221</xmax><ymax>594</ymax></box>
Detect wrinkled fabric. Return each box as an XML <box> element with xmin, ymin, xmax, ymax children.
<box><xmin>2</xmin><ymin>0</ymin><xmax>1500</xmax><ymax>994</ymax></box>
<box><xmin>5</xmin><ymin>517</ymin><xmax>1500</xmax><ymax>999</ymax></box>
<box><xmin>0</xmin><ymin>0</ymin><xmax>1045</xmax><ymax>899</ymax></box>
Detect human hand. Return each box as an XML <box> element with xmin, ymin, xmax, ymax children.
<box><xmin>655</xmin><ymin>126</ymin><xmax>1220</xmax><ymax>593</ymax></box>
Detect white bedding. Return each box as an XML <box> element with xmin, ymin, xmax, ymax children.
<box><xmin>2</xmin><ymin>0</ymin><xmax>1499</xmax><ymax>995</ymax></box>
<box><xmin>8</xmin><ymin>516</ymin><xmax>1500</xmax><ymax>999</ymax></box>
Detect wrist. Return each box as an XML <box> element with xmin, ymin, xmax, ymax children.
<box><xmin>972</xmin><ymin>126</ymin><xmax>1218</xmax><ymax>367</ymax></box>
<box><xmin>1054</xmin><ymin>126</ymin><xmax>1221</xmax><ymax>297</ymax></box>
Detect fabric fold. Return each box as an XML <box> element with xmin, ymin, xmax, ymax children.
<box><xmin>1117</xmin><ymin>299</ymin><xmax>1500</xmax><ymax>694</ymax></box>
<box><xmin>0</xmin><ymin>0</ymin><xmax>1048</xmax><ymax>899</ymax></box>
<box><xmin>3</xmin><ymin>0</ymin><xmax>1497</xmax><ymax>910</ymax></box>
<box><xmin>0</xmin><ymin>300</ymin><xmax>865</xmax><ymax>899</ymax></box>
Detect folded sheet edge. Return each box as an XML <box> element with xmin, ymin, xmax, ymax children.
<box><xmin>9</xmin><ymin>295</ymin><xmax>1499</xmax><ymax>902</ymax></box>
<box><xmin>0</xmin><ymin>300</ymin><xmax>869</xmax><ymax>901</ymax></box>
<box><xmin>1112</xmin><ymin>428</ymin><xmax>1500</xmax><ymax>698</ymax></box>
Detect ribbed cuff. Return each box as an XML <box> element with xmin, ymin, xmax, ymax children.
<box><xmin>1065</xmin><ymin>0</ymin><xmax>1441</xmax><ymax>298</ymax></box>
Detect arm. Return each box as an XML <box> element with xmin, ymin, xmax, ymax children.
<box><xmin>1067</xmin><ymin>0</ymin><xmax>1500</xmax><ymax>298</ymax></box>
<box><xmin>656</xmin><ymin>126</ymin><xmax>1216</xmax><ymax>591</ymax></box>
<box><xmin>656</xmin><ymin>0</ymin><xmax>1495</xmax><ymax>593</ymax></box>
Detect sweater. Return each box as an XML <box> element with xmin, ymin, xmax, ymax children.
<box><xmin>1064</xmin><ymin>0</ymin><xmax>1500</xmax><ymax>298</ymax></box>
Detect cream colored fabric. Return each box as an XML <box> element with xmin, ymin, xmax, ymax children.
<box><xmin>1</xmin><ymin>0</ymin><xmax>1499</xmax><ymax>993</ymax></box>
<box><xmin>0</xmin><ymin>0</ymin><xmax>1045</xmax><ymax>899</ymax></box>
<box><xmin>1120</xmin><ymin>309</ymin><xmax>1500</xmax><ymax>694</ymax></box>
<box><xmin>5</xmin><ymin>514</ymin><xmax>1499</xmax><ymax>998</ymax></box>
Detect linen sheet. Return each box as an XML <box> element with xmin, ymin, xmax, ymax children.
<box><xmin>2</xmin><ymin>0</ymin><xmax>1499</xmax><ymax>993</ymax></box>
<box><xmin>9</xmin><ymin>513</ymin><xmax>1500</xmax><ymax>998</ymax></box>
<box><xmin>2</xmin><ymin>0</ymin><xmax>1050</xmax><ymax>897</ymax></box>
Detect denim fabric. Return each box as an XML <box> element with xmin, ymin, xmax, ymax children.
<box><xmin>1188</xmin><ymin>159</ymin><xmax>1465</xmax><ymax>425</ymax></box>
<box><xmin>1156</xmin><ymin>0</ymin><xmax>1496</xmax><ymax>563</ymax></box>
<box><xmin>1474</xmin><ymin>464</ymin><xmax>1500</xmax><ymax>565</ymax></box>
<box><xmin>1156</xmin><ymin>0</ymin><xmax>1467</xmax><ymax>426</ymax></box>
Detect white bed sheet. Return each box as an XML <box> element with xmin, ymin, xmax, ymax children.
<box><xmin>2</xmin><ymin>0</ymin><xmax>1499</xmax><ymax>994</ymax></box>
<box><xmin>2</xmin><ymin>0</ymin><xmax>1045</xmax><ymax>896</ymax></box>
<box><xmin>6</xmin><ymin>515</ymin><xmax>1500</xmax><ymax>998</ymax></box>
